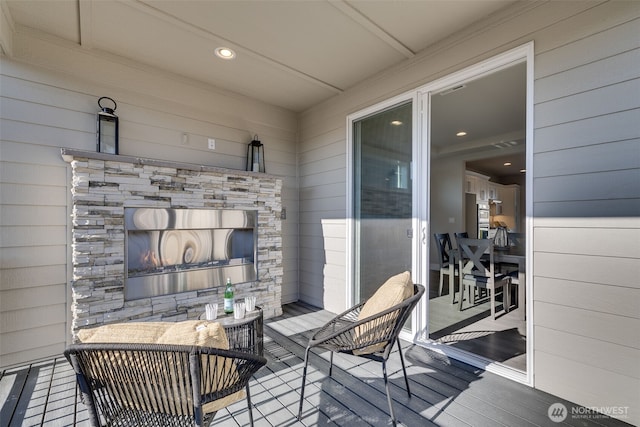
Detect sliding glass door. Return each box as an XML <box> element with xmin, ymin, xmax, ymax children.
<box><xmin>352</xmin><ymin>101</ymin><xmax>413</xmax><ymax>302</ymax></box>
<box><xmin>348</xmin><ymin>44</ymin><xmax>532</xmax><ymax>384</ymax></box>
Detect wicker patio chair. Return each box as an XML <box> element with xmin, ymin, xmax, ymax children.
<box><xmin>297</xmin><ymin>278</ymin><xmax>425</xmax><ymax>427</ymax></box>
<box><xmin>64</xmin><ymin>343</ymin><xmax>266</xmax><ymax>427</ymax></box>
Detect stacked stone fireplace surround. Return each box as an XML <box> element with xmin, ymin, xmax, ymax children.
<box><xmin>62</xmin><ymin>149</ymin><xmax>283</xmax><ymax>339</ymax></box>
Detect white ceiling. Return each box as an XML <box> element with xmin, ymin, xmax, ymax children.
<box><xmin>3</xmin><ymin>0</ymin><xmax>517</xmax><ymax>113</ymax></box>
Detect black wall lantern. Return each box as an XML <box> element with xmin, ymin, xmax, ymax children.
<box><xmin>97</xmin><ymin>96</ymin><xmax>119</xmax><ymax>154</ymax></box>
<box><xmin>246</xmin><ymin>135</ymin><xmax>265</xmax><ymax>173</ymax></box>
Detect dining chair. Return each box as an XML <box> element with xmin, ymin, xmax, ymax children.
<box><xmin>454</xmin><ymin>231</ymin><xmax>469</xmax><ymax>242</ymax></box>
<box><xmin>453</xmin><ymin>231</ymin><xmax>476</xmax><ymax>301</ymax></box>
<box><xmin>457</xmin><ymin>238</ymin><xmax>511</xmax><ymax>319</ymax></box>
<box><xmin>504</xmin><ymin>234</ymin><xmax>523</xmax><ymax>308</ymax></box>
<box><xmin>433</xmin><ymin>233</ymin><xmax>459</xmax><ymax>301</ymax></box>
<box><xmin>503</xmin><ymin>233</ymin><xmax>525</xmax><ymax>302</ymax></box>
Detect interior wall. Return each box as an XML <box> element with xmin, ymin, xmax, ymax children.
<box><xmin>429</xmin><ymin>157</ymin><xmax>465</xmax><ymax>268</ymax></box>
<box><xmin>0</xmin><ymin>30</ymin><xmax>299</xmax><ymax>368</ymax></box>
<box><xmin>297</xmin><ymin>1</ymin><xmax>639</xmax><ymax>424</ymax></box>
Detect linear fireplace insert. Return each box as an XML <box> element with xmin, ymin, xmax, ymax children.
<box><xmin>125</xmin><ymin>208</ymin><xmax>257</xmax><ymax>300</ymax></box>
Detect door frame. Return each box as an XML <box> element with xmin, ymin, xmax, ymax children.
<box><xmin>346</xmin><ymin>42</ymin><xmax>534</xmax><ymax>386</ymax></box>
<box><xmin>416</xmin><ymin>42</ymin><xmax>534</xmax><ymax>385</ymax></box>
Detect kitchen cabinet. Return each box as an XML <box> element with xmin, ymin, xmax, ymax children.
<box><xmin>466</xmin><ymin>171</ymin><xmax>521</xmax><ymax>231</ymax></box>
<box><xmin>465</xmin><ymin>175</ymin><xmax>477</xmax><ymax>194</ymax></box>
<box><xmin>465</xmin><ymin>171</ymin><xmax>491</xmax><ymax>201</ymax></box>
<box><xmin>488</xmin><ymin>183</ymin><xmax>500</xmax><ymax>201</ymax></box>
<box><xmin>491</xmin><ymin>184</ymin><xmax>520</xmax><ymax>231</ymax></box>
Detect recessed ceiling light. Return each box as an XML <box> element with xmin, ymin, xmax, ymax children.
<box><xmin>215</xmin><ymin>47</ymin><xmax>236</xmax><ymax>60</ymax></box>
<box><xmin>456</xmin><ymin>131</ymin><xmax>467</xmax><ymax>137</ymax></box>
<box><xmin>390</xmin><ymin>120</ymin><xmax>403</xmax><ymax>126</ymax></box>
<box><xmin>504</xmin><ymin>162</ymin><xmax>512</xmax><ymax>166</ymax></box>
<box><xmin>520</xmin><ymin>169</ymin><xmax>526</xmax><ymax>173</ymax></box>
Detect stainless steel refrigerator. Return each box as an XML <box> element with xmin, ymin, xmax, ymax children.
<box><xmin>465</xmin><ymin>193</ymin><xmax>490</xmax><ymax>238</ymax></box>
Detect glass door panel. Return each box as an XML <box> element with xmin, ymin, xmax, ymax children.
<box><xmin>353</xmin><ymin>102</ymin><xmax>413</xmax><ymax>302</ymax></box>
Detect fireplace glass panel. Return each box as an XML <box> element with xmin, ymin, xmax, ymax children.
<box><xmin>127</xmin><ymin>229</ymin><xmax>254</xmax><ymax>277</ymax></box>
<box><xmin>125</xmin><ymin>208</ymin><xmax>257</xmax><ymax>300</ymax></box>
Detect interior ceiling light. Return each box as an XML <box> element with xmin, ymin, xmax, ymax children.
<box><xmin>215</xmin><ymin>47</ymin><xmax>236</xmax><ymax>60</ymax></box>
<box><xmin>391</xmin><ymin>120</ymin><xmax>403</xmax><ymax>126</ymax></box>
<box><xmin>456</xmin><ymin>131</ymin><xmax>467</xmax><ymax>137</ymax></box>
<box><xmin>520</xmin><ymin>169</ymin><xmax>526</xmax><ymax>173</ymax></box>
<box><xmin>504</xmin><ymin>162</ymin><xmax>512</xmax><ymax>166</ymax></box>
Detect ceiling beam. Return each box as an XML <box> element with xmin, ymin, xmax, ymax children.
<box><xmin>78</xmin><ymin>0</ymin><xmax>93</xmax><ymax>49</ymax></box>
<box><xmin>0</xmin><ymin>0</ymin><xmax>15</xmax><ymax>56</ymax></box>
<box><xmin>329</xmin><ymin>0</ymin><xmax>415</xmax><ymax>59</ymax></box>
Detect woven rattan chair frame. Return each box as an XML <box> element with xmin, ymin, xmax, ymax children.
<box><xmin>297</xmin><ymin>284</ymin><xmax>425</xmax><ymax>426</ymax></box>
<box><xmin>64</xmin><ymin>343</ymin><xmax>266</xmax><ymax>427</ymax></box>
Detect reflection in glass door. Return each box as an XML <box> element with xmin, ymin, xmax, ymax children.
<box><xmin>352</xmin><ymin>101</ymin><xmax>413</xmax><ymax>302</ymax></box>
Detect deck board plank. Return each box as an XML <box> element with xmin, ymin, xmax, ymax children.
<box><xmin>0</xmin><ymin>302</ymin><xmax>632</xmax><ymax>427</ymax></box>
<box><xmin>17</xmin><ymin>360</ymin><xmax>54</xmax><ymax>427</ymax></box>
<box><xmin>42</xmin><ymin>359</ymin><xmax>86</xmax><ymax>426</ymax></box>
<box><xmin>1</xmin><ymin>364</ymin><xmax>30</xmax><ymax>425</ymax></box>
<box><xmin>2</xmin><ymin>363</ymin><xmax>35</xmax><ymax>426</ymax></box>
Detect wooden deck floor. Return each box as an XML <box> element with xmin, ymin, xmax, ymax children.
<box><xmin>1</xmin><ymin>302</ymin><xmax>632</xmax><ymax>427</ymax></box>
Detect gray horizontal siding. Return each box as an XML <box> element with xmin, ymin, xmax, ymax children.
<box><xmin>535</xmin><ymin>109</ymin><xmax>640</xmax><ymax>153</ymax></box>
<box><xmin>535</xmin><ymin>79</ymin><xmax>639</xmax><ymax>129</ymax></box>
<box><xmin>0</xmin><ymin>109</ymin><xmax>70</xmax><ymax>366</ymax></box>
<box><xmin>532</xmin><ymin>9</ymin><xmax>640</xmax><ymax>424</ymax></box>
<box><xmin>534</xmin><ymin>139</ymin><xmax>639</xmax><ymax>178</ymax></box>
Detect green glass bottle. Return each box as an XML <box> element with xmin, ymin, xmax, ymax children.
<box><xmin>223</xmin><ymin>277</ymin><xmax>234</xmax><ymax>314</ymax></box>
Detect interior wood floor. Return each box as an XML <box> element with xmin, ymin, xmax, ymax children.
<box><xmin>427</xmin><ymin>270</ymin><xmax>526</xmax><ymax>371</ymax></box>
<box><xmin>1</xmin><ymin>302</ymin><xmax>630</xmax><ymax>427</ymax></box>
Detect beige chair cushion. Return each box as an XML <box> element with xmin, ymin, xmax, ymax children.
<box><xmin>78</xmin><ymin>320</ymin><xmax>229</xmax><ymax>348</ymax></box>
<box><xmin>78</xmin><ymin>320</ymin><xmax>244</xmax><ymax>414</ymax></box>
<box><xmin>353</xmin><ymin>271</ymin><xmax>413</xmax><ymax>355</ymax></box>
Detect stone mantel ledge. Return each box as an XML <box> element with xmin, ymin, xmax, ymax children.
<box><xmin>61</xmin><ymin>148</ymin><xmax>282</xmax><ymax>179</ymax></box>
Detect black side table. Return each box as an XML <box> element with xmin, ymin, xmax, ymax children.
<box><xmin>202</xmin><ymin>306</ymin><xmax>263</xmax><ymax>356</ymax></box>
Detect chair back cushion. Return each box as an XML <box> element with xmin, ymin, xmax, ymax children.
<box><xmin>354</xmin><ymin>271</ymin><xmax>413</xmax><ymax>355</ymax></box>
<box><xmin>78</xmin><ymin>320</ymin><xmax>244</xmax><ymax>413</ymax></box>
